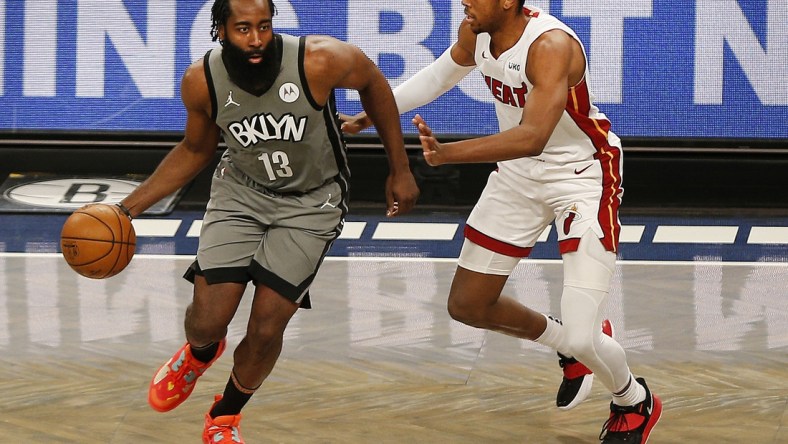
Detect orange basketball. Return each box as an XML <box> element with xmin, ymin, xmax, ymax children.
<box><xmin>60</xmin><ymin>203</ymin><xmax>136</xmax><ymax>279</ymax></box>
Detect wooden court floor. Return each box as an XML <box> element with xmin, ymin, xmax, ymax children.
<box><xmin>1</xmin><ymin>254</ymin><xmax>786</xmax><ymax>443</ymax></box>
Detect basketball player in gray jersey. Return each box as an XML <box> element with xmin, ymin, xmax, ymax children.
<box><xmin>208</xmin><ymin>33</ymin><xmax>347</xmax><ymax>195</ymax></box>
<box><xmin>116</xmin><ymin>0</ymin><xmax>419</xmax><ymax>442</ymax></box>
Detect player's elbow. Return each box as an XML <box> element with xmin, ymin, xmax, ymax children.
<box><xmin>507</xmin><ymin>124</ymin><xmax>548</xmax><ymax>157</ymax></box>
<box><xmin>526</xmin><ymin>140</ymin><xmax>547</xmax><ymax>157</ymax></box>
<box><xmin>513</xmin><ymin>130</ymin><xmax>547</xmax><ymax>157</ymax></box>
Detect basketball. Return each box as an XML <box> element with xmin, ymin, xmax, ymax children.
<box><xmin>60</xmin><ymin>203</ymin><xmax>136</xmax><ymax>279</ymax></box>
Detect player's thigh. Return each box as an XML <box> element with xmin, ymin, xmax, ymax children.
<box><xmin>247</xmin><ymin>285</ymin><xmax>300</xmax><ymax>339</ymax></box>
<box><xmin>196</xmin><ymin>183</ymin><xmax>270</xmax><ymax>272</ymax></box>
<box><xmin>450</xmin><ymin>253</ymin><xmax>510</xmax><ymax>306</ymax></box>
<box><xmin>189</xmin><ymin>275</ymin><xmax>247</xmax><ymax>330</ymax></box>
<box><xmin>252</xmin><ymin>185</ymin><xmax>344</xmax><ymax>304</ymax></box>
<box><xmin>465</xmin><ymin>169</ymin><xmax>553</xmax><ymax>249</ymax></box>
<box><xmin>547</xmin><ymin>166</ymin><xmax>620</xmax><ymax>251</ymax></box>
<box><xmin>255</xmin><ymin>220</ymin><xmax>338</xmax><ymax>301</ymax></box>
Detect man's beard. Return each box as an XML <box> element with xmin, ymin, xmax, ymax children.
<box><xmin>221</xmin><ymin>34</ymin><xmax>282</xmax><ymax>95</ymax></box>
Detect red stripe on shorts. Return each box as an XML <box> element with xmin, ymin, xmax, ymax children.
<box><xmin>558</xmin><ymin>238</ymin><xmax>581</xmax><ymax>255</ymax></box>
<box><xmin>464</xmin><ymin>225</ymin><xmax>532</xmax><ymax>258</ymax></box>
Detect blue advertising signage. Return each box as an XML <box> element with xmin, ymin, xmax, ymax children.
<box><xmin>1</xmin><ymin>1</ymin><xmax>786</xmax><ymax>140</ymax></box>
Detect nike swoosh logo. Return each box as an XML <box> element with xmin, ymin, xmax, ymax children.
<box><xmin>574</xmin><ymin>164</ymin><xmax>593</xmax><ymax>175</ymax></box>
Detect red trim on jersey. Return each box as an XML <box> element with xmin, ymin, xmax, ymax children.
<box><xmin>464</xmin><ymin>225</ymin><xmax>532</xmax><ymax>258</ymax></box>
<box><xmin>523</xmin><ymin>7</ymin><xmax>540</xmax><ymax>17</ymax></box>
<box><xmin>565</xmin><ymin>79</ymin><xmax>622</xmax><ymax>253</ymax></box>
<box><xmin>559</xmin><ymin>238</ymin><xmax>581</xmax><ymax>255</ymax></box>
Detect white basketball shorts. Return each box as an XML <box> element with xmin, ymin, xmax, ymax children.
<box><xmin>459</xmin><ymin>157</ymin><xmax>622</xmax><ymax>274</ymax></box>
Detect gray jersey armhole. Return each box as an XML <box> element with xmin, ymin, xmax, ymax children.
<box><xmin>297</xmin><ymin>36</ymin><xmax>322</xmax><ymax>111</ymax></box>
<box><xmin>203</xmin><ymin>49</ymin><xmax>219</xmax><ymax>122</ymax></box>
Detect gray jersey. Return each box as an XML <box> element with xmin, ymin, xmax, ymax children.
<box><xmin>205</xmin><ymin>34</ymin><xmax>349</xmax><ymax>194</ymax></box>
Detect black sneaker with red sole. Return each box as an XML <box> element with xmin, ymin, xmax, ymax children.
<box><xmin>599</xmin><ymin>377</ymin><xmax>663</xmax><ymax>443</ymax></box>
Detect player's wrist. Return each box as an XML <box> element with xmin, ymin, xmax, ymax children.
<box><xmin>115</xmin><ymin>202</ymin><xmax>133</xmax><ymax>220</ymax></box>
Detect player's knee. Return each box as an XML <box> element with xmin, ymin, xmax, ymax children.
<box><xmin>185</xmin><ymin>303</ymin><xmax>228</xmax><ymax>342</ymax></box>
<box><xmin>446</xmin><ymin>295</ymin><xmax>472</xmax><ymax>323</ymax></box>
<box><xmin>245</xmin><ymin>317</ymin><xmax>286</xmax><ymax>355</ymax></box>
<box><xmin>447</xmin><ymin>293</ymin><xmax>483</xmax><ymax>326</ymax></box>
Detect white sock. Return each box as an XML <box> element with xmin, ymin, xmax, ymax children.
<box><xmin>612</xmin><ymin>376</ymin><xmax>647</xmax><ymax>406</ymax></box>
<box><xmin>534</xmin><ymin>313</ymin><xmax>566</xmax><ymax>354</ymax></box>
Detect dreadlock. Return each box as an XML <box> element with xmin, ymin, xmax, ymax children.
<box><xmin>210</xmin><ymin>0</ymin><xmax>277</xmax><ymax>42</ymax></box>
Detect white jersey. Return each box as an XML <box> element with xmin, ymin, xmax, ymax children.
<box><xmin>464</xmin><ymin>7</ymin><xmax>624</xmax><ymax>256</ymax></box>
<box><xmin>473</xmin><ymin>6</ymin><xmax>622</xmax><ymax>167</ymax></box>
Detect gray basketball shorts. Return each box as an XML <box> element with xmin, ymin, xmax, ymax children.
<box><xmin>184</xmin><ymin>162</ymin><xmax>346</xmax><ymax>308</ymax></box>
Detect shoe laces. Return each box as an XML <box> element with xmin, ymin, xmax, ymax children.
<box><xmin>169</xmin><ymin>349</ymin><xmax>202</xmax><ymax>384</ymax></box>
<box><xmin>207</xmin><ymin>423</ymin><xmax>242</xmax><ymax>443</ymax></box>
<box><xmin>599</xmin><ymin>403</ymin><xmax>640</xmax><ymax>440</ymax></box>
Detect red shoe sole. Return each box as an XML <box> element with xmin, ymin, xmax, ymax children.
<box><xmin>641</xmin><ymin>393</ymin><xmax>663</xmax><ymax>443</ymax></box>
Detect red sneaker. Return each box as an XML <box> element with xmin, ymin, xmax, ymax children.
<box><xmin>203</xmin><ymin>395</ymin><xmax>244</xmax><ymax>444</ymax></box>
<box><xmin>600</xmin><ymin>377</ymin><xmax>662</xmax><ymax>443</ymax></box>
<box><xmin>148</xmin><ymin>338</ymin><xmax>226</xmax><ymax>412</ymax></box>
<box><xmin>556</xmin><ymin>319</ymin><xmax>615</xmax><ymax>410</ymax></box>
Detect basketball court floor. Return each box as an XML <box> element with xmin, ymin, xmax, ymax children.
<box><xmin>1</xmin><ymin>208</ymin><xmax>786</xmax><ymax>443</ymax></box>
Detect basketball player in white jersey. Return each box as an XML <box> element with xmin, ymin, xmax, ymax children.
<box><xmin>342</xmin><ymin>1</ymin><xmax>661</xmax><ymax>442</ymax></box>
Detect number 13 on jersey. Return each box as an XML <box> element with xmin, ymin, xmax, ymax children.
<box><xmin>258</xmin><ymin>151</ymin><xmax>293</xmax><ymax>180</ymax></box>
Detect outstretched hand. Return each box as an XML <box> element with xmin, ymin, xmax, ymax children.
<box><xmin>339</xmin><ymin>112</ymin><xmax>373</xmax><ymax>134</ymax></box>
<box><xmin>412</xmin><ymin>114</ymin><xmax>444</xmax><ymax>166</ymax></box>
